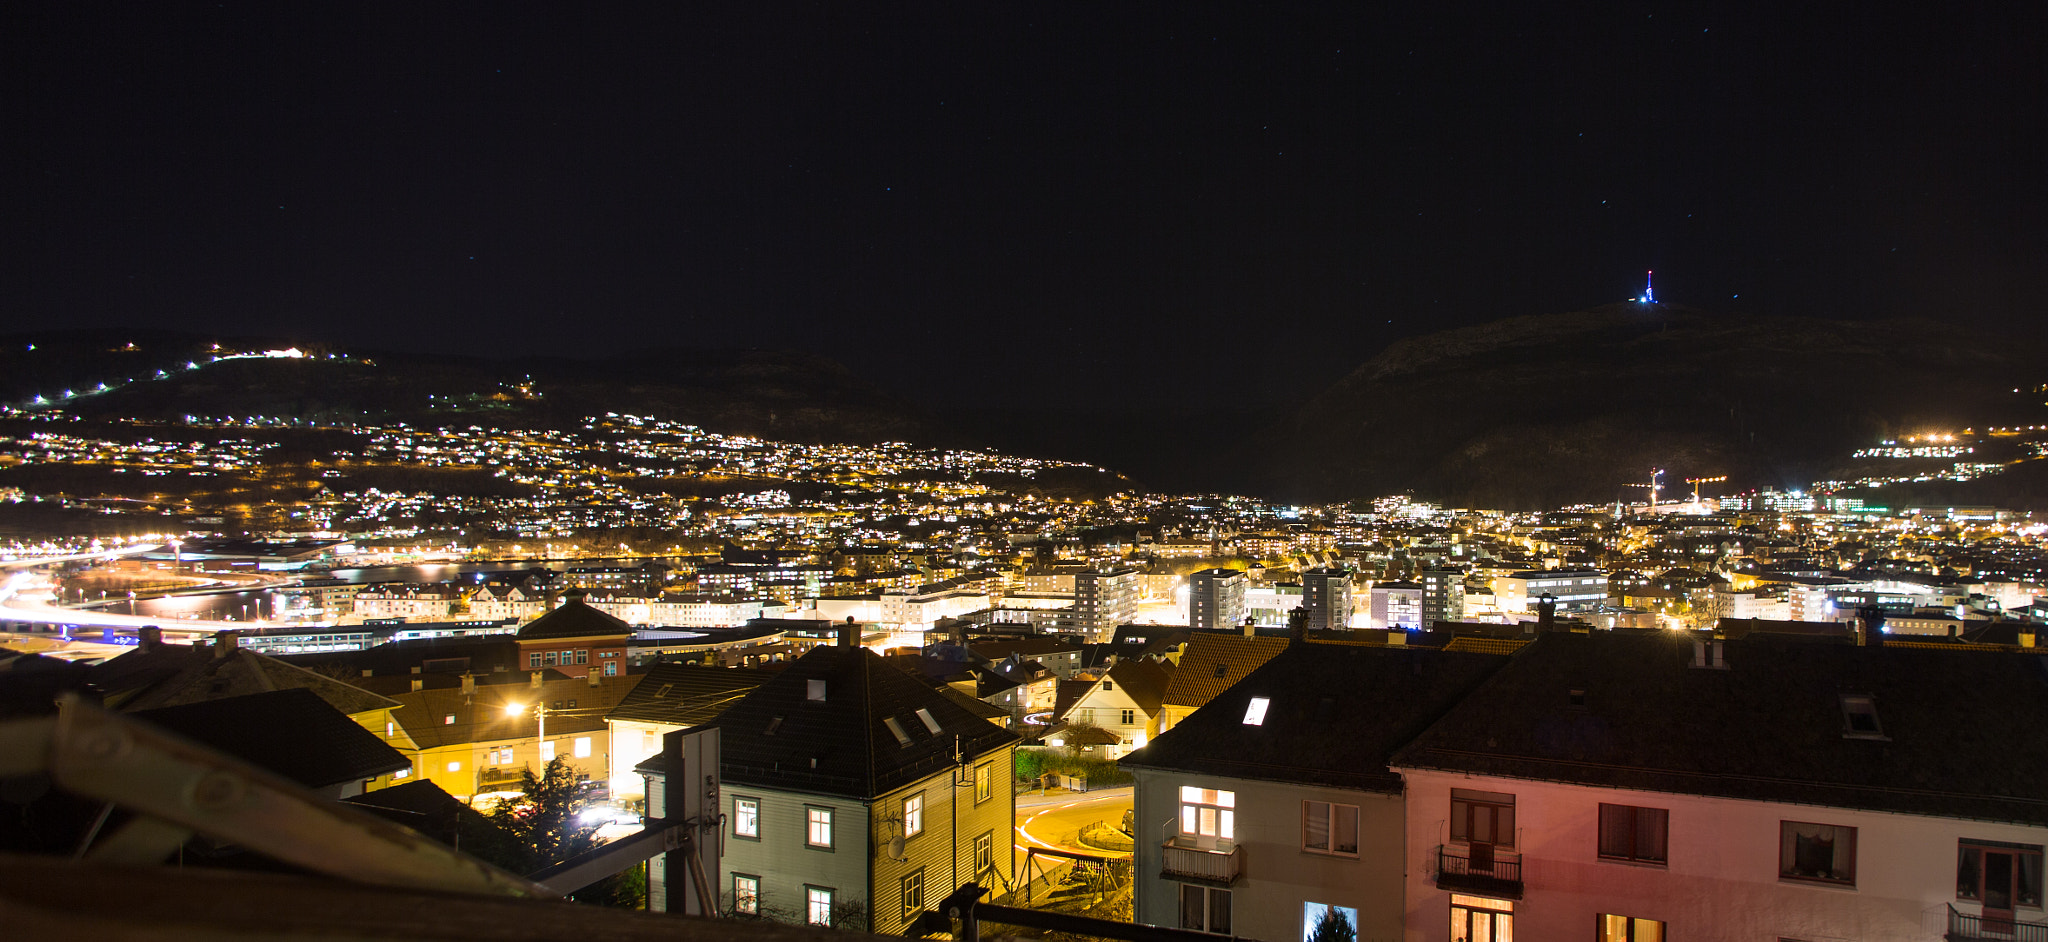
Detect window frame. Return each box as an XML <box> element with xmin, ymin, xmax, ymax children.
<box><xmin>903</xmin><ymin>792</ymin><xmax>924</xmax><ymax>838</ymax></box>
<box><xmin>805</xmin><ymin>885</ymin><xmax>835</xmax><ymax>926</ymax></box>
<box><xmin>1178</xmin><ymin>786</ymin><xmax>1237</xmax><ymax>841</ymax></box>
<box><xmin>806</xmin><ymin>805</ymin><xmax>835</xmax><ymax>850</ymax></box>
<box><xmin>1597</xmin><ymin>803</ymin><xmax>1670</xmax><ymax>866</ymax></box>
<box><xmin>732</xmin><ymin>796</ymin><xmax>760</xmax><ymax>840</ymax></box>
<box><xmin>974</xmin><ymin>763</ymin><xmax>992</xmax><ymax>803</ymax></box>
<box><xmin>974</xmin><ymin>831</ymin><xmax>994</xmax><ymax>874</ymax></box>
<box><xmin>1302</xmin><ymin>799</ymin><xmax>1360</xmax><ymax>856</ymax></box>
<box><xmin>732</xmin><ymin>873</ymin><xmax>761</xmax><ymax>916</ymax></box>
<box><xmin>1957</xmin><ymin>839</ymin><xmax>2046</xmax><ymax>909</ymax></box>
<box><xmin>1598</xmin><ymin>913</ymin><xmax>1667</xmax><ymax>941</ymax></box>
<box><xmin>1178</xmin><ymin>884</ymin><xmax>1232</xmax><ymax>935</ymax></box>
<box><xmin>900</xmin><ymin>867</ymin><xmax>926</xmax><ymax>920</ymax></box>
<box><xmin>1778</xmin><ymin>820</ymin><xmax>1857</xmax><ymax>886</ymax></box>
<box><xmin>1449</xmin><ymin>788</ymin><xmax>1516</xmax><ymax>848</ymax></box>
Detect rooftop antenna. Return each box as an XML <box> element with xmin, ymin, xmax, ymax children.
<box><xmin>1639</xmin><ymin>270</ymin><xmax>1655</xmax><ymax>304</ymax></box>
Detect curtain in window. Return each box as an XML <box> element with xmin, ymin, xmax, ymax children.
<box><xmin>1305</xmin><ymin>802</ymin><xmax>1331</xmax><ymax>851</ymax></box>
<box><xmin>1782</xmin><ymin>823</ymin><xmax>1853</xmax><ymax>879</ymax></box>
<box><xmin>1180</xmin><ymin>886</ymin><xmax>1205</xmax><ymax>930</ymax></box>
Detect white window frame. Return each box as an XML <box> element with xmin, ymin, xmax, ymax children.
<box><xmin>1302</xmin><ymin>799</ymin><xmax>1360</xmax><ymax>856</ymax></box>
<box><xmin>733</xmin><ymin>873</ymin><xmax>760</xmax><ymax>915</ymax></box>
<box><xmin>1179</xmin><ymin>884</ymin><xmax>1232</xmax><ymax>934</ymax></box>
<box><xmin>904</xmin><ymin>793</ymin><xmax>924</xmax><ymax>837</ymax></box>
<box><xmin>805</xmin><ymin>886</ymin><xmax>834</xmax><ymax>926</ymax></box>
<box><xmin>807</xmin><ymin>806</ymin><xmax>834</xmax><ymax>849</ymax></box>
<box><xmin>733</xmin><ymin>797</ymin><xmax>760</xmax><ymax>839</ymax></box>
<box><xmin>540</xmin><ymin>740</ymin><xmax>555</xmax><ymax>761</ymax></box>
<box><xmin>1178</xmin><ymin>786</ymin><xmax>1236</xmax><ymax>840</ymax></box>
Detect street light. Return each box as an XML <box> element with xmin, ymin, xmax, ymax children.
<box><xmin>505</xmin><ymin>700</ymin><xmax>547</xmax><ymax>748</ymax></box>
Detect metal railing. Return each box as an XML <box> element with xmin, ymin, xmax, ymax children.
<box><xmin>1948</xmin><ymin>903</ymin><xmax>2048</xmax><ymax>942</ymax></box>
<box><xmin>1160</xmin><ymin>838</ymin><xmax>1240</xmax><ymax>883</ymax></box>
<box><xmin>1435</xmin><ymin>844</ymin><xmax>1522</xmax><ymax>898</ymax></box>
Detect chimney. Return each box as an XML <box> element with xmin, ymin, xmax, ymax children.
<box><xmin>1857</xmin><ymin>606</ymin><xmax>1886</xmax><ymax>647</ymax></box>
<box><xmin>1287</xmin><ymin>607</ymin><xmax>1308</xmax><ymax>647</ymax></box>
<box><xmin>530</xmin><ymin>670</ymin><xmax>545</xmax><ymax>688</ymax></box>
<box><xmin>410</xmin><ymin>678</ymin><xmax>425</xmax><ymax>692</ymax></box>
<box><xmin>1242</xmin><ymin>615</ymin><xmax>1256</xmax><ymax>638</ymax></box>
<box><xmin>460</xmin><ymin>673</ymin><xmax>476</xmax><ymax>695</ymax></box>
<box><xmin>838</xmin><ymin>617</ymin><xmax>856</xmax><ymax>648</ymax></box>
<box><xmin>138</xmin><ymin>625</ymin><xmax>162</xmax><ymax>652</ymax></box>
<box><xmin>587</xmin><ymin>666</ymin><xmax>602</xmax><ymax>686</ymax></box>
<box><xmin>213</xmin><ymin>631</ymin><xmax>239</xmax><ymax>659</ymax></box>
<box><xmin>1535</xmin><ymin>595</ymin><xmax>1557</xmax><ymax>633</ymax></box>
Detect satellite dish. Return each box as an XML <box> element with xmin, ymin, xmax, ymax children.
<box><xmin>888</xmin><ymin>835</ymin><xmax>907</xmax><ymax>861</ymax></box>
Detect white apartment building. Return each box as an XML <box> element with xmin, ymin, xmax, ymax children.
<box><xmin>1491</xmin><ymin>569</ymin><xmax>1607</xmax><ymax>613</ymax></box>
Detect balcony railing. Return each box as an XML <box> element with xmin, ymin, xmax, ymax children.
<box><xmin>1948</xmin><ymin>904</ymin><xmax>2048</xmax><ymax>942</ymax></box>
<box><xmin>1435</xmin><ymin>844</ymin><xmax>1523</xmax><ymax>899</ymax></box>
<box><xmin>1159</xmin><ymin>838</ymin><xmax>1241</xmax><ymax>885</ymax></box>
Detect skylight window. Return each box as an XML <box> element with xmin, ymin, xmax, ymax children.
<box><xmin>1840</xmin><ymin>695</ymin><xmax>1887</xmax><ymax>740</ymax></box>
<box><xmin>915</xmin><ymin>708</ymin><xmax>942</xmax><ymax>734</ymax></box>
<box><xmin>883</xmin><ymin>716</ymin><xmax>913</xmax><ymax>747</ymax></box>
<box><xmin>765</xmin><ymin>715</ymin><xmax>784</xmax><ymax>736</ymax></box>
<box><xmin>1243</xmin><ymin>696</ymin><xmax>1271</xmax><ymax>726</ymax></box>
<box><xmin>807</xmin><ymin>679</ymin><xmax>827</xmax><ymax>702</ymax></box>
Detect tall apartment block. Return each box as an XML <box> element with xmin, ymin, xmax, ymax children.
<box><xmin>1075</xmin><ymin>567</ymin><xmax>1140</xmax><ymax>639</ymax></box>
<box><xmin>1299</xmin><ymin>566</ymin><xmax>1354</xmax><ymax>631</ymax></box>
<box><xmin>1419</xmin><ymin>568</ymin><xmax>1466</xmax><ymax>628</ymax></box>
<box><xmin>1187</xmin><ymin>568</ymin><xmax>1248</xmax><ymax>632</ymax></box>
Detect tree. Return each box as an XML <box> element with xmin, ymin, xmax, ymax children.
<box><xmin>484</xmin><ymin>757</ymin><xmax>645</xmax><ymax>909</ymax></box>
<box><xmin>1307</xmin><ymin>905</ymin><xmax>1356</xmax><ymax>942</ymax></box>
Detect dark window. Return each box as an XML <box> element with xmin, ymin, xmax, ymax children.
<box><xmin>1450</xmin><ymin>788</ymin><xmax>1516</xmax><ymax>848</ymax></box>
<box><xmin>901</xmin><ymin>868</ymin><xmax>926</xmax><ymax>919</ymax></box>
<box><xmin>1179</xmin><ymin>885</ymin><xmax>1231</xmax><ymax>934</ymax></box>
<box><xmin>1958</xmin><ymin>840</ymin><xmax>2045</xmax><ymax>909</ymax></box>
<box><xmin>1779</xmin><ymin>821</ymin><xmax>1856</xmax><ymax>885</ymax></box>
<box><xmin>1598</xmin><ymin>804</ymin><xmax>1669</xmax><ymax>864</ymax></box>
<box><xmin>1213</xmin><ymin>663</ymin><xmax>1228</xmax><ymax>678</ymax></box>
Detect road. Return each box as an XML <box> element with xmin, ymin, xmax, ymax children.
<box><xmin>1014</xmin><ymin>786</ymin><xmax>1134</xmax><ymax>866</ymax></box>
<box><xmin>0</xmin><ymin>557</ymin><xmax>318</xmax><ymax>635</ymax></box>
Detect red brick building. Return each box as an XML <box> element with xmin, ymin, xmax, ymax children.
<box><xmin>514</xmin><ymin>588</ymin><xmax>632</xmax><ymax>678</ymax></box>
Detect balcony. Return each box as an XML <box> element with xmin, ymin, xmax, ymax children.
<box><xmin>1159</xmin><ymin>838</ymin><xmax>1241</xmax><ymax>885</ymax></box>
<box><xmin>1947</xmin><ymin>904</ymin><xmax>2048</xmax><ymax>942</ymax></box>
<box><xmin>1435</xmin><ymin>844</ymin><xmax>1523</xmax><ymax>899</ymax></box>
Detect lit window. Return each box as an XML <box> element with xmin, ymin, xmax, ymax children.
<box><xmin>1450</xmin><ymin>895</ymin><xmax>1513</xmax><ymax>942</ymax></box>
<box><xmin>733</xmin><ymin>874</ymin><xmax>760</xmax><ymax>915</ymax></box>
<box><xmin>904</xmin><ymin>793</ymin><xmax>924</xmax><ymax>837</ymax></box>
<box><xmin>385</xmin><ymin>721</ymin><xmax>395</xmax><ymax>737</ymax></box>
<box><xmin>733</xmin><ymin>798</ymin><xmax>759</xmax><ymax>838</ymax></box>
<box><xmin>447</xmin><ymin>761</ymin><xmax>461</xmax><ymax>773</ymax></box>
<box><xmin>1600</xmin><ymin>913</ymin><xmax>1666</xmax><ymax>942</ymax></box>
<box><xmin>1780</xmin><ymin>821</ymin><xmax>1857</xmax><ymax>885</ymax></box>
<box><xmin>393</xmin><ymin>768</ymin><xmax>409</xmax><ymax>779</ymax></box>
<box><xmin>974</xmin><ymin>831</ymin><xmax>993</xmax><ymax>873</ymax></box>
<box><xmin>1303</xmin><ymin>800</ymin><xmax>1360</xmax><ymax>855</ymax></box>
<box><xmin>574</xmin><ymin>736</ymin><xmax>592</xmax><ymax>758</ymax></box>
<box><xmin>807</xmin><ymin>807</ymin><xmax>834</xmax><ymax>848</ymax></box>
<box><xmin>806</xmin><ymin>886</ymin><xmax>834</xmax><ymax>926</ymax></box>
<box><xmin>443</xmin><ymin>714</ymin><xmax>456</xmax><ymax>725</ymax></box>
<box><xmin>1243</xmin><ymin>697</ymin><xmax>1270</xmax><ymax>726</ymax></box>
<box><xmin>540</xmin><ymin>741</ymin><xmax>555</xmax><ymax>761</ymax></box>
<box><xmin>1303</xmin><ymin>903</ymin><xmax>1357</xmax><ymax>942</ymax></box>
<box><xmin>1179</xmin><ymin>786</ymin><xmax>1236</xmax><ymax>840</ymax></box>
<box><xmin>603</xmin><ymin>662</ymin><xmax>617</xmax><ymax>676</ymax></box>
<box><xmin>974</xmin><ymin>763</ymin><xmax>992</xmax><ymax>803</ymax></box>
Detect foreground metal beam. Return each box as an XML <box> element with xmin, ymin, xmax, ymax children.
<box><xmin>11</xmin><ymin>694</ymin><xmax>549</xmax><ymax>898</ymax></box>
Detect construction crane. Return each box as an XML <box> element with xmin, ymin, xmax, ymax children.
<box><xmin>1686</xmin><ymin>475</ymin><xmax>1728</xmax><ymax>502</ymax></box>
<box><xmin>1623</xmin><ymin>468</ymin><xmax>1665</xmax><ymax>510</ymax></box>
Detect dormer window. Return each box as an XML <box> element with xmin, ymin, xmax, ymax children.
<box><xmin>1840</xmin><ymin>695</ymin><xmax>1887</xmax><ymax>740</ymax></box>
<box><xmin>807</xmin><ymin>679</ymin><xmax>827</xmax><ymax>702</ymax></box>
<box><xmin>1243</xmin><ymin>696</ymin><xmax>1271</xmax><ymax>726</ymax></box>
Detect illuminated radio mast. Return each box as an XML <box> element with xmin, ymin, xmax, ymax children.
<box><xmin>1638</xmin><ymin>270</ymin><xmax>1655</xmax><ymax>304</ymax></box>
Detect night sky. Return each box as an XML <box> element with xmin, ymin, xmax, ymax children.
<box><xmin>9</xmin><ymin>4</ymin><xmax>2044</xmax><ymax>412</ymax></box>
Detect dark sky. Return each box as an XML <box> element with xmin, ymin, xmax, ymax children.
<box><xmin>8</xmin><ymin>3</ymin><xmax>2044</xmax><ymax>411</ymax></box>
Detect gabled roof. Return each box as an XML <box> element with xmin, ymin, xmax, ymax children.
<box><xmin>969</xmin><ymin>637</ymin><xmax>1082</xmax><ymax>661</ymax></box>
<box><xmin>605</xmin><ymin>662</ymin><xmax>770</xmax><ymax>727</ymax></box>
<box><xmin>1391</xmin><ymin>631</ymin><xmax>2048</xmax><ymax>826</ymax></box>
<box><xmin>694</xmin><ymin>645</ymin><xmax>1019</xmax><ymax>798</ymax></box>
<box><xmin>95</xmin><ymin>642</ymin><xmax>398</xmax><ymax>717</ymax></box>
<box><xmin>1122</xmin><ymin>642</ymin><xmax>1508</xmax><ymax>794</ymax></box>
<box><xmin>1109</xmin><ymin>658</ymin><xmax>1172</xmax><ymax>714</ymax></box>
<box><xmin>133</xmin><ymin>688</ymin><xmax>408</xmax><ymax>788</ymax></box>
<box><xmin>514</xmin><ymin>591</ymin><xmax>633</xmax><ymax>642</ymax></box>
<box><xmin>388</xmin><ymin>674</ymin><xmax>641</xmax><ymax>751</ymax></box>
<box><xmin>1161</xmin><ymin>634</ymin><xmax>1288</xmax><ymax>709</ymax></box>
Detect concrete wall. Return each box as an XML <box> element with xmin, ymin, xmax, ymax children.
<box><xmin>1399</xmin><ymin>768</ymin><xmax>2048</xmax><ymax>942</ymax></box>
<box><xmin>1132</xmin><ymin>768</ymin><xmax>1409</xmax><ymax>942</ymax></box>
